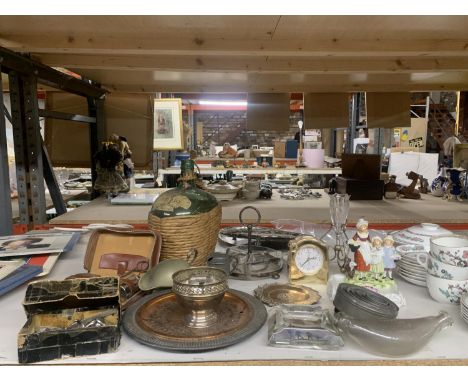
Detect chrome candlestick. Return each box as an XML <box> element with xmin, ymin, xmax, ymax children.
<box><xmin>296</xmin><ymin>120</ymin><xmax>306</xmax><ymax>168</ymax></box>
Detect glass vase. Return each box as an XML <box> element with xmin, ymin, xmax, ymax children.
<box><xmin>329</xmin><ymin>194</ymin><xmax>350</xmax><ymax>273</ymax></box>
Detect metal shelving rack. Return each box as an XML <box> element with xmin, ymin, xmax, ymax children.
<box><xmin>0</xmin><ymin>46</ymin><xmax>107</xmax><ymax>235</ymax></box>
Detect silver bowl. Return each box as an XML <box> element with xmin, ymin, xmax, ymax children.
<box><xmin>172</xmin><ymin>267</ymin><xmax>228</xmax><ymax>328</ymax></box>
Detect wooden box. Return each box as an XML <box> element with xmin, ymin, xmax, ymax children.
<box><xmin>336</xmin><ymin>177</ymin><xmax>384</xmax><ymax>200</ymax></box>
<box><xmin>341</xmin><ymin>154</ymin><xmax>381</xmax><ymax>180</ymax></box>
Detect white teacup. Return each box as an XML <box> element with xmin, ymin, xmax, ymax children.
<box><xmin>417</xmin><ymin>252</ymin><xmax>468</xmax><ymax>280</ymax></box>
<box><xmin>430</xmin><ymin>235</ymin><xmax>468</xmax><ymax>268</ymax></box>
<box><xmin>426</xmin><ymin>273</ymin><xmax>468</xmax><ymax>304</ymax></box>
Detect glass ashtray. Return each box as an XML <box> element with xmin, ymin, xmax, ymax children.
<box><xmin>268</xmin><ymin>305</ymin><xmax>344</xmax><ymax>350</ymax></box>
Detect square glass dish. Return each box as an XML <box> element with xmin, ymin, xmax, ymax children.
<box><xmin>268</xmin><ymin>304</ymin><xmax>344</xmax><ymax>350</ymax></box>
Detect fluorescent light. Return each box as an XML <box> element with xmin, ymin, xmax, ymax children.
<box><xmin>199</xmin><ymin>100</ymin><xmax>247</xmax><ymax>106</ymax></box>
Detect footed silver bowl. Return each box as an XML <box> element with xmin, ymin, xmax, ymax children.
<box><xmin>172</xmin><ymin>267</ymin><xmax>228</xmax><ymax>328</ymax></box>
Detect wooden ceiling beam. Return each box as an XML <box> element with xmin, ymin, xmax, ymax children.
<box><xmin>3</xmin><ymin>36</ymin><xmax>468</xmax><ymax>57</ymax></box>
<box><xmin>75</xmin><ymin>70</ymin><xmax>468</xmax><ymax>93</ymax></box>
<box><xmin>35</xmin><ymin>53</ymin><xmax>468</xmax><ymax>73</ymax></box>
<box><xmin>102</xmin><ymin>83</ymin><xmax>468</xmax><ymax>93</ymax></box>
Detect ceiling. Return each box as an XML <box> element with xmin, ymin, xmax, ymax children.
<box><xmin>1</xmin><ymin>15</ymin><xmax>468</xmax><ymax>93</ymax></box>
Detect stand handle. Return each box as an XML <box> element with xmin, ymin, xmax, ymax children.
<box><xmin>239</xmin><ymin>206</ymin><xmax>261</xmax><ymax>256</ymax></box>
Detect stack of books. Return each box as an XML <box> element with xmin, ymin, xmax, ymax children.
<box><xmin>0</xmin><ymin>231</ymin><xmax>80</xmax><ymax>296</ymax></box>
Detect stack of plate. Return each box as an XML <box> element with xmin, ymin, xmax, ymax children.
<box><xmin>333</xmin><ymin>283</ymin><xmax>399</xmax><ymax>320</ymax></box>
<box><xmin>461</xmin><ymin>293</ymin><xmax>468</xmax><ymax>325</ymax></box>
<box><xmin>395</xmin><ymin>245</ymin><xmax>427</xmax><ymax>287</ymax></box>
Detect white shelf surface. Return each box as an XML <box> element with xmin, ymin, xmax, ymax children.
<box><xmin>0</xmin><ymin>231</ymin><xmax>467</xmax><ymax>364</ymax></box>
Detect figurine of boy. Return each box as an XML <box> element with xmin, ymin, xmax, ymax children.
<box><xmin>348</xmin><ymin>218</ymin><xmax>372</xmax><ymax>280</ymax></box>
<box><xmin>370</xmin><ymin>236</ymin><xmax>384</xmax><ymax>280</ymax></box>
<box><xmin>383</xmin><ymin>235</ymin><xmax>399</xmax><ymax>280</ymax></box>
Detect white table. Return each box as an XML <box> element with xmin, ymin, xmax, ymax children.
<box><xmin>1</xmin><ymin>229</ymin><xmax>468</xmax><ymax>365</ymax></box>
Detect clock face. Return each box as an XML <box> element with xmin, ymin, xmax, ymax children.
<box><xmin>294</xmin><ymin>244</ymin><xmax>324</xmax><ymax>275</ymax></box>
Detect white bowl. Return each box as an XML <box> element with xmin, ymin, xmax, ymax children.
<box><xmin>430</xmin><ymin>235</ymin><xmax>468</xmax><ymax>268</ymax></box>
<box><xmin>417</xmin><ymin>252</ymin><xmax>468</xmax><ymax>280</ymax></box>
<box><xmin>393</xmin><ymin>223</ymin><xmax>452</xmax><ymax>251</ymax></box>
<box><xmin>426</xmin><ymin>273</ymin><xmax>468</xmax><ymax>304</ymax></box>
<box><xmin>206</xmin><ymin>182</ymin><xmax>240</xmax><ymax>202</ymax></box>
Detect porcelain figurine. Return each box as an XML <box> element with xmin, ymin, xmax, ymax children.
<box><xmin>369</xmin><ymin>237</ymin><xmax>384</xmax><ymax>280</ymax></box>
<box><xmin>347</xmin><ymin>219</ymin><xmax>397</xmax><ymax>290</ymax></box>
<box><xmin>431</xmin><ymin>167</ymin><xmax>448</xmax><ymax>197</ymax></box>
<box><xmin>443</xmin><ymin>168</ymin><xmax>465</xmax><ymax>201</ymax></box>
<box><xmin>94</xmin><ymin>141</ymin><xmax>129</xmax><ymax>197</ymax></box>
<box><xmin>382</xmin><ymin>235</ymin><xmax>399</xmax><ymax>280</ymax></box>
<box><xmin>348</xmin><ymin>218</ymin><xmax>372</xmax><ymax>281</ymax></box>
<box><xmin>109</xmin><ymin>133</ymin><xmax>135</xmax><ymax>188</ymax></box>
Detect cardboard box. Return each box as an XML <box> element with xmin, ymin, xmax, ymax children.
<box><xmin>274</xmin><ymin>141</ymin><xmax>286</xmax><ymax>158</ymax></box>
<box><xmin>18</xmin><ymin>277</ymin><xmax>120</xmax><ymax>364</ymax></box>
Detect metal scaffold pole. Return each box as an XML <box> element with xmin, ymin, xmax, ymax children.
<box><xmin>0</xmin><ymin>66</ymin><xmax>13</xmax><ymax>235</ymax></box>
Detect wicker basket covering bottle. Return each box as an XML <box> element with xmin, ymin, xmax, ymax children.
<box><xmin>148</xmin><ymin>159</ymin><xmax>221</xmax><ymax>265</ymax></box>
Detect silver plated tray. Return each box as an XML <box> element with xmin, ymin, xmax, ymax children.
<box><xmin>123</xmin><ymin>289</ymin><xmax>267</xmax><ymax>352</ymax></box>
<box><xmin>219</xmin><ymin>226</ymin><xmax>299</xmax><ymax>249</ymax></box>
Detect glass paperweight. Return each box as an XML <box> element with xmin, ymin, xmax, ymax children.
<box><xmin>268</xmin><ymin>305</ymin><xmax>344</xmax><ymax>350</ymax></box>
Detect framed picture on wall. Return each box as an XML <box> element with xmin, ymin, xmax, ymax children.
<box><xmin>153</xmin><ymin>98</ymin><xmax>184</xmax><ymax>150</ymax></box>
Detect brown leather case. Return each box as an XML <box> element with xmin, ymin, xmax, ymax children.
<box><xmin>84</xmin><ymin>229</ymin><xmax>161</xmax><ymax>277</ymax></box>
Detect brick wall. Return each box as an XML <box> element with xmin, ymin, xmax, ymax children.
<box><xmin>195</xmin><ymin>110</ymin><xmax>304</xmax><ymax>148</ymax></box>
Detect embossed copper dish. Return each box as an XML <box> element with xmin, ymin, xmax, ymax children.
<box><xmin>254</xmin><ymin>283</ymin><xmax>321</xmax><ymax>307</ymax></box>
<box><xmin>123</xmin><ymin>289</ymin><xmax>267</xmax><ymax>352</ymax></box>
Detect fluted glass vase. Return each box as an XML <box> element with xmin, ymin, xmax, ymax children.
<box><xmin>330</xmin><ymin>193</ymin><xmax>350</xmax><ymax>230</ymax></box>
<box><xmin>329</xmin><ymin>194</ymin><xmax>350</xmax><ymax>273</ymax></box>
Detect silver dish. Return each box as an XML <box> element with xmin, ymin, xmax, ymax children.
<box><xmin>254</xmin><ymin>283</ymin><xmax>320</xmax><ymax>307</ymax></box>
<box><xmin>123</xmin><ymin>289</ymin><xmax>267</xmax><ymax>352</ymax></box>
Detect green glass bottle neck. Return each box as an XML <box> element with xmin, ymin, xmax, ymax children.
<box><xmin>178</xmin><ymin>159</ymin><xmax>197</xmax><ymax>188</ymax></box>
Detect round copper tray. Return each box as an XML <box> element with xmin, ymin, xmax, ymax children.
<box><xmin>123</xmin><ymin>289</ymin><xmax>267</xmax><ymax>352</ymax></box>
<box><xmin>254</xmin><ymin>283</ymin><xmax>321</xmax><ymax>307</ymax></box>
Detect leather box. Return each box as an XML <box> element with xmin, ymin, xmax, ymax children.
<box><xmin>336</xmin><ymin>177</ymin><xmax>384</xmax><ymax>200</ymax></box>
<box><xmin>18</xmin><ymin>277</ymin><xmax>120</xmax><ymax>364</ymax></box>
<box><xmin>84</xmin><ymin>229</ymin><xmax>162</xmax><ymax>277</ymax></box>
